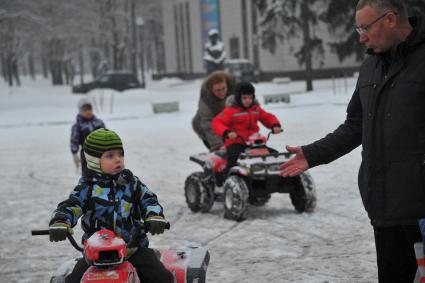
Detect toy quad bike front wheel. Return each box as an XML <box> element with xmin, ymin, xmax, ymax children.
<box><xmin>223</xmin><ymin>175</ymin><xmax>250</xmax><ymax>221</ymax></box>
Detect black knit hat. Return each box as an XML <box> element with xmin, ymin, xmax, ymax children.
<box><xmin>235</xmin><ymin>82</ymin><xmax>255</xmax><ymax>108</ymax></box>
<box><xmin>83</xmin><ymin>128</ymin><xmax>124</xmax><ymax>173</ymax></box>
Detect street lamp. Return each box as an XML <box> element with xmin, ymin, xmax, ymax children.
<box><xmin>136</xmin><ymin>16</ymin><xmax>146</xmax><ymax>88</ymax></box>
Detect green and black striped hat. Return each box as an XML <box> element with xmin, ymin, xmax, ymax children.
<box><xmin>83</xmin><ymin>128</ymin><xmax>124</xmax><ymax>173</ymax></box>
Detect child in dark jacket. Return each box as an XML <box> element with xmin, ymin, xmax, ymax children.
<box><xmin>70</xmin><ymin>98</ymin><xmax>105</xmax><ymax>176</ymax></box>
<box><xmin>212</xmin><ymin>82</ymin><xmax>282</xmax><ymax>171</ymax></box>
<box><xmin>50</xmin><ymin>128</ymin><xmax>173</xmax><ymax>283</ymax></box>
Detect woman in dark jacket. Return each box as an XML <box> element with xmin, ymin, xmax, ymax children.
<box><xmin>192</xmin><ymin>70</ymin><xmax>235</xmax><ymax>151</ymax></box>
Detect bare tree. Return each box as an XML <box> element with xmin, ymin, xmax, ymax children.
<box><xmin>0</xmin><ymin>0</ymin><xmax>164</xmax><ymax>86</ymax></box>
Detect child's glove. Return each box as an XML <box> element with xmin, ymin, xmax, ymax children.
<box><xmin>49</xmin><ymin>222</ymin><xmax>73</xmax><ymax>242</ymax></box>
<box><xmin>72</xmin><ymin>153</ymin><xmax>80</xmax><ymax>168</ymax></box>
<box><xmin>145</xmin><ymin>216</ymin><xmax>168</xmax><ymax>235</ymax></box>
<box><xmin>272</xmin><ymin>126</ymin><xmax>283</xmax><ymax>134</ymax></box>
<box><xmin>117</xmin><ymin>169</ymin><xmax>134</xmax><ymax>185</ymax></box>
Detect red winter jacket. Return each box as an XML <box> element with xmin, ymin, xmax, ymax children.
<box><xmin>212</xmin><ymin>95</ymin><xmax>281</xmax><ymax>147</ymax></box>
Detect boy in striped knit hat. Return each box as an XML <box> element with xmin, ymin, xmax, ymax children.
<box><xmin>48</xmin><ymin>128</ymin><xmax>173</xmax><ymax>283</ymax></box>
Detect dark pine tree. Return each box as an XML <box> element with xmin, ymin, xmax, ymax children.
<box><xmin>255</xmin><ymin>0</ymin><xmax>325</xmax><ymax>92</ymax></box>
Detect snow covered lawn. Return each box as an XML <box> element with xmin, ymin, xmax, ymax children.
<box><xmin>0</xmin><ymin>76</ymin><xmax>377</xmax><ymax>282</ymax></box>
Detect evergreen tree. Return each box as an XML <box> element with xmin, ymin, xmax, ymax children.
<box><xmin>256</xmin><ymin>0</ymin><xmax>326</xmax><ymax>92</ymax></box>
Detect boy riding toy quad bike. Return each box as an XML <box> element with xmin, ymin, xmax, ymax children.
<box><xmin>184</xmin><ymin>132</ymin><xmax>317</xmax><ymax>221</ymax></box>
<box><xmin>32</xmin><ymin>221</ymin><xmax>210</xmax><ymax>283</ymax></box>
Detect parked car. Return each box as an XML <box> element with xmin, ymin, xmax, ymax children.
<box><xmin>224</xmin><ymin>59</ymin><xmax>259</xmax><ymax>83</ymax></box>
<box><xmin>72</xmin><ymin>72</ymin><xmax>141</xmax><ymax>94</ymax></box>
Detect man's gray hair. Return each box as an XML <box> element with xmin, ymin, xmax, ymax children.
<box><xmin>356</xmin><ymin>0</ymin><xmax>408</xmax><ymax>21</ymax></box>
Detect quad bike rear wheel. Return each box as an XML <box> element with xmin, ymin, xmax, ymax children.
<box><xmin>290</xmin><ymin>172</ymin><xmax>317</xmax><ymax>213</ymax></box>
<box><xmin>184</xmin><ymin>172</ymin><xmax>215</xmax><ymax>213</ymax></box>
<box><xmin>223</xmin><ymin>175</ymin><xmax>249</xmax><ymax>221</ymax></box>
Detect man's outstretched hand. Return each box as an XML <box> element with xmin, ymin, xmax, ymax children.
<box><xmin>280</xmin><ymin>146</ymin><xmax>309</xmax><ymax>177</ymax></box>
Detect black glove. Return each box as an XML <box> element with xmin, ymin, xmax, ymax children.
<box><xmin>145</xmin><ymin>216</ymin><xmax>168</xmax><ymax>235</ymax></box>
<box><xmin>49</xmin><ymin>222</ymin><xmax>72</xmax><ymax>242</ymax></box>
<box><xmin>117</xmin><ymin>169</ymin><xmax>134</xmax><ymax>185</ymax></box>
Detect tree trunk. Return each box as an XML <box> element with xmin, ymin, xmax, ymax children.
<box><xmin>251</xmin><ymin>0</ymin><xmax>260</xmax><ymax>74</ymax></box>
<box><xmin>41</xmin><ymin>55</ymin><xmax>49</xmax><ymax>78</ymax></box>
<box><xmin>64</xmin><ymin>60</ymin><xmax>70</xmax><ymax>85</ymax></box>
<box><xmin>79</xmin><ymin>48</ymin><xmax>85</xmax><ymax>85</ymax></box>
<box><xmin>89</xmin><ymin>37</ymin><xmax>100</xmax><ymax>78</ymax></box>
<box><xmin>22</xmin><ymin>58</ymin><xmax>28</xmax><ymax>77</ymax></box>
<box><xmin>11</xmin><ymin>56</ymin><xmax>21</xmax><ymax>86</ymax></box>
<box><xmin>90</xmin><ymin>50</ymin><xmax>100</xmax><ymax>78</ymax></box>
<box><xmin>5</xmin><ymin>53</ymin><xmax>21</xmax><ymax>86</ymax></box>
<box><xmin>1</xmin><ymin>53</ymin><xmax>7</xmax><ymax>82</ymax></box>
<box><xmin>49</xmin><ymin>60</ymin><xmax>57</xmax><ymax>85</ymax></box>
<box><xmin>58</xmin><ymin>61</ymin><xmax>64</xmax><ymax>85</ymax></box>
<box><xmin>28</xmin><ymin>53</ymin><xmax>35</xmax><ymax>80</ymax></box>
<box><xmin>301</xmin><ymin>0</ymin><xmax>313</xmax><ymax>92</ymax></box>
<box><xmin>111</xmin><ymin>0</ymin><xmax>119</xmax><ymax>70</ymax></box>
<box><xmin>130</xmin><ymin>0</ymin><xmax>138</xmax><ymax>77</ymax></box>
<box><xmin>50</xmin><ymin>60</ymin><xmax>64</xmax><ymax>85</ymax></box>
<box><xmin>6</xmin><ymin>55</ymin><xmax>13</xmax><ymax>86</ymax></box>
<box><xmin>101</xmin><ymin>0</ymin><xmax>112</xmax><ymax>74</ymax></box>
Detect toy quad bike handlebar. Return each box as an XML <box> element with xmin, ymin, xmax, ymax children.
<box><xmin>31</xmin><ymin>229</ymin><xmax>84</xmax><ymax>252</ymax></box>
<box><xmin>234</xmin><ymin>130</ymin><xmax>276</xmax><ymax>144</ymax></box>
<box><xmin>31</xmin><ymin>221</ymin><xmax>171</xmax><ymax>252</ymax></box>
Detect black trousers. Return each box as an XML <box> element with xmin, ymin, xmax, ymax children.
<box><xmin>65</xmin><ymin>247</ymin><xmax>174</xmax><ymax>283</ymax></box>
<box><xmin>226</xmin><ymin>143</ymin><xmax>247</xmax><ymax>171</ymax></box>
<box><xmin>373</xmin><ymin>224</ymin><xmax>421</xmax><ymax>283</ymax></box>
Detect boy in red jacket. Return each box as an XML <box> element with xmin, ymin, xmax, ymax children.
<box><xmin>212</xmin><ymin>82</ymin><xmax>282</xmax><ymax>171</ymax></box>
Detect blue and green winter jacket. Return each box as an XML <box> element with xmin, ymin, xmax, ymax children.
<box><xmin>50</xmin><ymin>169</ymin><xmax>164</xmax><ymax>248</ymax></box>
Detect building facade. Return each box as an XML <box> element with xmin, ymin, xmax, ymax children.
<box><xmin>160</xmin><ymin>0</ymin><xmax>360</xmax><ymax>81</ymax></box>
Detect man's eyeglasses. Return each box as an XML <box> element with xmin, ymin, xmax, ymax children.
<box><xmin>355</xmin><ymin>11</ymin><xmax>396</xmax><ymax>34</ymax></box>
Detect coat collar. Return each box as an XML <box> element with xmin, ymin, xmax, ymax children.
<box><xmin>84</xmin><ymin>169</ymin><xmax>135</xmax><ymax>187</ymax></box>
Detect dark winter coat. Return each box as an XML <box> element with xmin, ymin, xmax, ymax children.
<box><xmin>212</xmin><ymin>95</ymin><xmax>281</xmax><ymax>148</ymax></box>
<box><xmin>302</xmin><ymin>16</ymin><xmax>425</xmax><ymax>227</ymax></box>
<box><xmin>50</xmin><ymin>169</ymin><xmax>164</xmax><ymax>248</ymax></box>
<box><xmin>192</xmin><ymin>73</ymin><xmax>235</xmax><ymax>150</ymax></box>
<box><xmin>70</xmin><ymin>114</ymin><xmax>105</xmax><ymax>154</ymax></box>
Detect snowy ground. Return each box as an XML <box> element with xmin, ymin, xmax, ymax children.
<box><xmin>0</xmin><ymin>75</ymin><xmax>378</xmax><ymax>283</ymax></box>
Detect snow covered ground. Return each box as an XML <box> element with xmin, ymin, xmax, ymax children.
<box><xmin>0</xmin><ymin>75</ymin><xmax>378</xmax><ymax>283</ymax></box>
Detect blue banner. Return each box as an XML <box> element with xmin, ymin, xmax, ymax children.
<box><xmin>200</xmin><ymin>0</ymin><xmax>220</xmax><ymax>46</ymax></box>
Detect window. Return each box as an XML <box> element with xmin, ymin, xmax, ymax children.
<box><xmin>229</xmin><ymin>36</ymin><xmax>240</xmax><ymax>59</ymax></box>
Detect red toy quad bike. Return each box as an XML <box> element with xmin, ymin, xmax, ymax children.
<box><xmin>31</xmin><ymin>222</ymin><xmax>209</xmax><ymax>283</ymax></box>
<box><xmin>184</xmin><ymin>132</ymin><xmax>317</xmax><ymax>221</ymax></box>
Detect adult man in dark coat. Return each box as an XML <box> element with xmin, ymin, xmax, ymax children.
<box><xmin>192</xmin><ymin>70</ymin><xmax>235</xmax><ymax>151</ymax></box>
<box><xmin>280</xmin><ymin>0</ymin><xmax>425</xmax><ymax>281</ymax></box>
